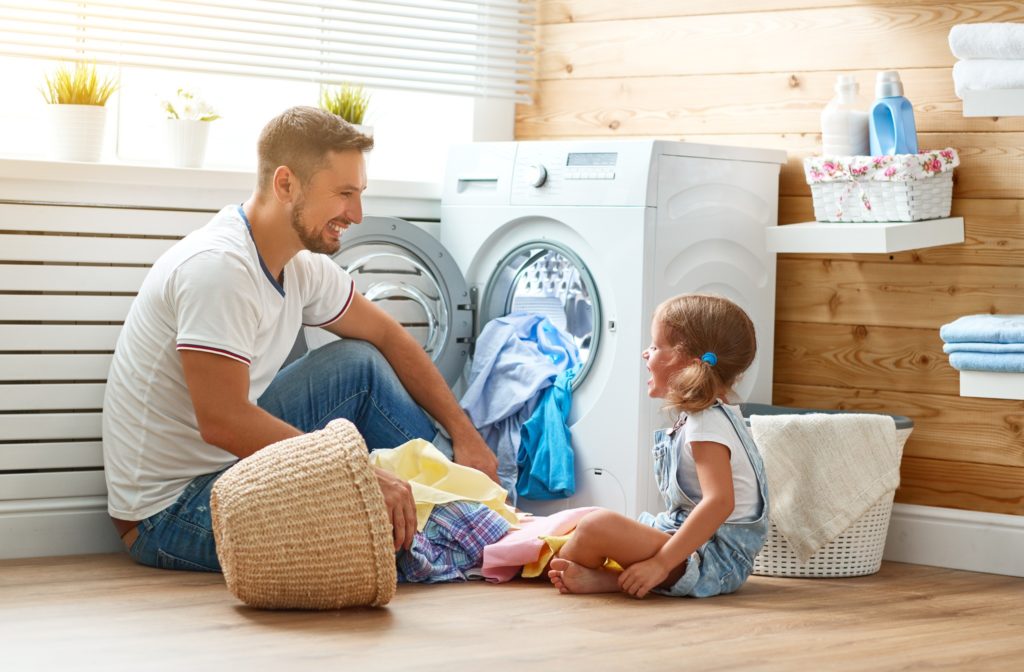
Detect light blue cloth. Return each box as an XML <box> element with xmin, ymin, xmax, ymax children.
<box><xmin>948</xmin><ymin>352</ymin><xmax>1024</xmax><ymax>373</ymax></box>
<box><xmin>940</xmin><ymin>314</ymin><xmax>1024</xmax><ymax>344</ymax></box>
<box><xmin>943</xmin><ymin>342</ymin><xmax>1024</xmax><ymax>354</ymax></box>
<box><xmin>516</xmin><ymin>365</ymin><xmax>579</xmax><ymax>501</ymax></box>
<box><xmin>460</xmin><ymin>313</ymin><xmax>581</xmax><ymax>497</ymax></box>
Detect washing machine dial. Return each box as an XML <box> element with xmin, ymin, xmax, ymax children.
<box><xmin>526</xmin><ymin>164</ymin><xmax>548</xmax><ymax>188</ymax></box>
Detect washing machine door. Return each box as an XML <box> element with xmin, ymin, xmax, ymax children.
<box><xmin>312</xmin><ymin>216</ymin><xmax>472</xmax><ymax>388</ymax></box>
<box><xmin>477</xmin><ymin>240</ymin><xmax>602</xmax><ymax>389</ymax></box>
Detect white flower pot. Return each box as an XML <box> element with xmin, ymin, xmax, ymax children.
<box><xmin>47</xmin><ymin>104</ymin><xmax>108</xmax><ymax>162</ymax></box>
<box><xmin>165</xmin><ymin>119</ymin><xmax>211</xmax><ymax>168</ymax></box>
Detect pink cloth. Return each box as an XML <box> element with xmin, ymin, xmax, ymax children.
<box><xmin>480</xmin><ymin>506</ymin><xmax>599</xmax><ymax>582</ymax></box>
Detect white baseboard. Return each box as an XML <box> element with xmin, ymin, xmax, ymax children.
<box><xmin>0</xmin><ymin>496</ymin><xmax>122</xmax><ymax>560</ymax></box>
<box><xmin>885</xmin><ymin>503</ymin><xmax>1024</xmax><ymax>577</ymax></box>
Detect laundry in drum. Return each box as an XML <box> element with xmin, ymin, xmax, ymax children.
<box><xmin>460</xmin><ymin>312</ymin><xmax>582</xmax><ymax>501</ymax></box>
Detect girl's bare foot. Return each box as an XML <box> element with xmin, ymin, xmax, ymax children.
<box><xmin>547</xmin><ymin>558</ymin><xmax>620</xmax><ymax>594</ymax></box>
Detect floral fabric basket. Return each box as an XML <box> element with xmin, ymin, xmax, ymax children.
<box><xmin>804</xmin><ymin>148</ymin><xmax>959</xmax><ymax>223</ymax></box>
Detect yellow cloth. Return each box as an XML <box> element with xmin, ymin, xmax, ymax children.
<box><xmin>523</xmin><ymin>532</ymin><xmax>623</xmax><ymax>577</ymax></box>
<box><xmin>522</xmin><ymin>533</ymin><xmax>572</xmax><ymax>578</ymax></box>
<box><xmin>369</xmin><ymin>439</ymin><xmax>518</xmax><ymax>531</ymax></box>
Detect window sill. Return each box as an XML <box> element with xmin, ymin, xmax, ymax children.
<box><xmin>0</xmin><ymin>156</ymin><xmax>441</xmax><ymax>219</ymax></box>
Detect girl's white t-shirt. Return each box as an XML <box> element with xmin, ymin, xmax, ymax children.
<box><xmin>675</xmin><ymin>404</ymin><xmax>761</xmax><ymax>523</ymax></box>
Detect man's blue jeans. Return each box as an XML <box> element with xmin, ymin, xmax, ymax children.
<box><xmin>126</xmin><ymin>339</ymin><xmax>450</xmax><ymax>571</ymax></box>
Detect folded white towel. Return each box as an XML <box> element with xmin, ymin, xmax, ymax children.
<box><xmin>949</xmin><ymin>23</ymin><xmax>1024</xmax><ymax>60</ymax></box>
<box><xmin>953</xmin><ymin>59</ymin><xmax>1024</xmax><ymax>98</ymax></box>
<box><xmin>750</xmin><ymin>413</ymin><xmax>901</xmax><ymax>563</ymax></box>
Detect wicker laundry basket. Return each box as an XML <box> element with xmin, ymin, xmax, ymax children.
<box><xmin>739</xmin><ymin>404</ymin><xmax>913</xmax><ymax>578</ymax></box>
<box><xmin>211</xmin><ymin>419</ymin><xmax>396</xmax><ymax>609</ymax></box>
<box><xmin>804</xmin><ymin>148</ymin><xmax>958</xmax><ymax>223</ymax></box>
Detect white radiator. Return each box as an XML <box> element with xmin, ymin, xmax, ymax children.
<box><xmin>0</xmin><ymin>158</ymin><xmax>439</xmax><ymax>559</ymax></box>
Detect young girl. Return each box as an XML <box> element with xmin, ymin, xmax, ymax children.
<box><xmin>548</xmin><ymin>294</ymin><xmax>769</xmax><ymax>599</ymax></box>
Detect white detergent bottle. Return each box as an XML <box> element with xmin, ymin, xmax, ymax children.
<box><xmin>820</xmin><ymin>74</ymin><xmax>870</xmax><ymax>157</ymax></box>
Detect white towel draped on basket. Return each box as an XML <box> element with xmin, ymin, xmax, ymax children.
<box><xmin>749</xmin><ymin>413</ymin><xmax>901</xmax><ymax>563</ymax></box>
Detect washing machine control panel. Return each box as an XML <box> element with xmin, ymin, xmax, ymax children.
<box><xmin>511</xmin><ymin>143</ymin><xmax>653</xmax><ymax>206</ymax></box>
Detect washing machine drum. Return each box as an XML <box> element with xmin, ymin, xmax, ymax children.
<box><xmin>326</xmin><ymin>216</ymin><xmax>601</xmax><ymax>388</ymax></box>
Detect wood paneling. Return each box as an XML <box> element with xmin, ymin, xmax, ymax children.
<box><xmin>898</xmin><ymin>455</ymin><xmax>1024</xmax><ymax>514</ymax></box>
<box><xmin>774</xmin><ymin>321</ymin><xmax>957</xmax><ymax>394</ymax></box>
<box><xmin>775</xmin><ymin>258</ymin><xmax>1024</xmax><ymax>329</ymax></box>
<box><xmin>541</xmin><ymin>0</ymin><xmax>940</xmax><ymax>24</ymax></box>
<box><xmin>527</xmin><ymin>1</ymin><xmax>1024</xmax><ymax>516</ymax></box>
<box><xmin>537</xmin><ymin>4</ymin><xmax>1024</xmax><ymax>80</ymax></box>
<box><xmin>517</xmin><ymin>68</ymin><xmax>1024</xmax><ymax>137</ymax></box>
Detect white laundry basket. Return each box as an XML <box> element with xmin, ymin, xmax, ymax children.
<box><xmin>740</xmin><ymin>404</ymin><xmax>913</xmax><ymax>578</ymax></box>
<box><xmin>803</xmin><ymin>148</ymin><xmax>958</xmax><ymax>223</ymax></box>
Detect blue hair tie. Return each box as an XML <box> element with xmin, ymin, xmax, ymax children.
<box><xmin>701</xmin><ymin>352</ymin><xmax>718</xmax><ymax>366</ymax></box>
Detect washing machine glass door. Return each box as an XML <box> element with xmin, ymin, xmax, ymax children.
<box><xmin>320</xmin><ymin>216</ymin><xmax>471</xmax><ymax>387</ymax></box>
<box><xmin>479</xmin><ymin>241</ymin><xmax>601</xmax><ymax>387</ymax></box>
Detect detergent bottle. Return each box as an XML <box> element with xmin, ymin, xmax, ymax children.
<box><xmin>868</xmin><ymin>70</ymin><xmax>918</xmax><ymax>155</ymax></box>
<box><xmin>820</xmin><ymin>74</ymin><xmax>869</xmax><ymax>156</ymax></box>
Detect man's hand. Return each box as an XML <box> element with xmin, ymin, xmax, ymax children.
<box><xmin>373</xmin><ymin>466</ymin><xmax>417</xmax><ymax>551</ymax></box>
<box><xmin>451</xmin><ymin>433</ymin><xmax>499</xmax><ymax>484</ymax></box>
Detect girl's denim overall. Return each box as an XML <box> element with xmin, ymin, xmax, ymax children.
<box><xmin>639</xmin><ymin>402</ymin><xmax>770</xmax><ymax>597</ymax></box>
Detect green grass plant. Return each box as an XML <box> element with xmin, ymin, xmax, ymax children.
<box><xmin>319</xmin><ymin>84</ymin><xmax>371</xmax><ymax>125</ymax></box>
<box><xmin>40</xmin><ymin>61</ymin><xmax>119</xmax><ymax>106</ymax></box>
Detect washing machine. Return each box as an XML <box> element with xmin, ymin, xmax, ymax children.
<box><xmin>322</xmin><ymin>139</ymin><xmax>786</xmax><ymax>519</ymax></box>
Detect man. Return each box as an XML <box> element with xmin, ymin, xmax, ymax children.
<box><xmin>102</xmin><ymin>106</ymin><xmax>498</xmax><ymax>571</ymax></box>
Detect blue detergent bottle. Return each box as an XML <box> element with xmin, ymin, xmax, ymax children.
<box><xmin>869</xmin><ymin>70</ymin><xmax>918</xmax><ymax>155</ymax></box>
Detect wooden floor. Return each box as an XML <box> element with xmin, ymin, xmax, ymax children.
<box><xmin>2</xmin><ymin>554</ymin><xmax>1022</xmax><ymax>671</ymax></box>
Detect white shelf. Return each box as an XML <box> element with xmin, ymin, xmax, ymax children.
<box><xmin>766</xmin><ymin>217</ymin><xmax>964</xmax><ymax>254</ymax></box>
<box><xmin>959</xmin><ymin>371</ymin><xmax>1024</xmax><ymax>400</ymax></box>
<box><xmin>962</xmin><ymin>89</ymin><xmax>1024</xmax><ymax>117</ymax></box>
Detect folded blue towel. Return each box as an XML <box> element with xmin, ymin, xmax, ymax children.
<box><xmin>940</xmin><ymin>314</ymin><xmax>1024</xmax><ymax>344</ymax></box>
<box><xmin>944</xmin><ymin>342</ymin><xmax>1024</xmax><ymax>354</ymax></box>
<box><xmin>948</xmin><ymin>352</ymin><xmax>1024</xmax><ymax>373</ymax></box>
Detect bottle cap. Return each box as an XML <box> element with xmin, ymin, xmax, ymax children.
<box><xmin>835</xmin><ymin>74</ymin><xmax>859</xmax><ymax>94</ymax></box>
<box><xmin>875</xmin><ymin>70</ymin><xmax>904</xmax><ymax>98</ymax></box>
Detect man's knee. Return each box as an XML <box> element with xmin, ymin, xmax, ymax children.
<box><xmin>311</xmin><ymin>339</ymin><xmax>393</xmax><ymax>378</ymax></box>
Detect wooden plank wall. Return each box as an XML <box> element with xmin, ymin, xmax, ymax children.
<box><xmin>518</xmin><ymin>1</ymin><xmax>1024</xmax><ymax>516</ymax></box>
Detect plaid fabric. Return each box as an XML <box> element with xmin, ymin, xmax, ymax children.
<box><xmin>396</xmin><ymin>500</ymin><xmax>512</xmax><ymax>583</ymax></box>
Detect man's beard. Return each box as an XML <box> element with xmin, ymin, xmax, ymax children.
<box><xmin>290</xmin><ymin>199</ymin><xmax>341</xmax><ymax>255</ymax></box>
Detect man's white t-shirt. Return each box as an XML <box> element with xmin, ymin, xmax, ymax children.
<box><xmin>675</xmin><ymin>403</ymin><xmax>761</xmax><ymax>523</ymax></box>
<box><xmin>102</xmin><ymin>205</ymin><xmax>355</xmax><ymax>520</ymax></box>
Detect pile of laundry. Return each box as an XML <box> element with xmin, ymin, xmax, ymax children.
<box><xmin>940</xmin><ymin>314</ymin><xmax>1024</xmax><ymax>373</ymax></box>
<box><xmin>949</xmin><ymin>23</ymin><xmax>1024</xmax><ymax>99</ymax></box>
<box><xmin>370</xmin><ymin>438</ymin><xmax>596</xmax><ymax>584</ymax></box>
<box><xmin>459</xmin><ymin>312</ymin><xmax>582</xmax><ymax>503</ymax></box>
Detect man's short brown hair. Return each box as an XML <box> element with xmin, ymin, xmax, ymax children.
<box><xmin>256</xmin><ymin>106</ymin><xmax>374</xmax><ymax>190</ymax></box>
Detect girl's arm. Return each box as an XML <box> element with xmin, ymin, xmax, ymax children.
<box><xmin>618</xmin><ymin>440</ymin><xmax>735</xmax><ymax>598</ymax></box>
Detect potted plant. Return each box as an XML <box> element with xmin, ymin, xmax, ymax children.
<box><xmin>319</xmin><ymin>84</ymin><xmax>372</xmax><ymax>136</ymax></box>
<box><xmin>162</xmin><ymin>88</ymin><xmax>220</xmax><ymax>168</ymax></box>
<box><xmin>40</xmin><ymin>61</ymin><xmax>119</xmax><ymax>162</ymax></box>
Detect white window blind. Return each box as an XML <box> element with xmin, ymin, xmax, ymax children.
<box><xmin>0</xmin><ymin>0</ymin><xmax>536</xmax><ymax>101</ymax></box>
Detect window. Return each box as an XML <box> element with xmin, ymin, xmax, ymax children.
<box><xmin>0</xmin><ymin>1</ymin><xmax>535</xmax><ymax>182</ymax></box>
